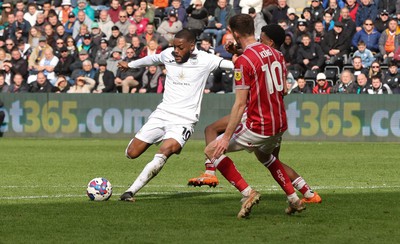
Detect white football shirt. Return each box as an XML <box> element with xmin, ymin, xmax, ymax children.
<box><xmin>128</xmin><ymin>47</ymin><xmax>233</xmax><ymax>124</ymax></box>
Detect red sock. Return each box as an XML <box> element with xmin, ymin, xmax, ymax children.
<box><xmin>216</xmin><ymin>156</ymin><xmax>248</xmax><ymax>192</ymax></box>
<box><xmin>267</xmin><ymin>157</ymin><xmax>295</xmax><ymax>196</ymax></box>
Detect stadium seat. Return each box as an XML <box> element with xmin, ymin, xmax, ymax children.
<box><xmin>381</xmin><ymin>65</ymin><xmax>389</xmax><ymax>74</ymax></box>
<box><xmin>304</xmin><ymin>69</ymin><xmax>318</xmax><ymax>80</ymax></box>
<box><xmin>153</xmin><ymin>17</ymin><xmax>162</xmax><ymax>28</ymax></box>
<box><xmin>324</xmin><ymin>66</ymin><xmax>340</xmax><ymax>81</ymax></box>
<box><xmin>305</xmin><ymin>79</ymin><xmax>316</xmax><ymax>88</ymax></box>
<box><xmin>196</xmin><ymin>41</ymin><xmax>201</xmax><ymax>49</ymax></box>
<box><xmin>342</xmin><ymin>65</ymin><xmax>354</xmax><ymax>73</ymax></box>
<box><xmin>327</xmin><ymin>79</ymin><xmax>334</xmax><ymax>87</ymax></box>
<box><xmin>289</xmin><ymin>69</ymin><xmax>301</xmax><ymax>80</ymax></box>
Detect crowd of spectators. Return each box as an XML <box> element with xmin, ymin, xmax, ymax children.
<box><xmin>0</xmin><ymin>0</ymin><xmax>399</xmax><ymax>94</ymax></box>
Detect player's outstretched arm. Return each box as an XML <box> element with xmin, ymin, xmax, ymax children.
<box><xmin>118</xmin><ymin>54</ymin><xmax>163</xmax><ymax>70</ymax></box>
<box><xmin>219</xmin><ymin>59</ymin><xmax>234</xmax><ymax>71</ymax></box>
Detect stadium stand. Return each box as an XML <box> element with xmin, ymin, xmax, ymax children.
<box><xmin>0</xmin><ymin>0</ymin><xmax>398</xmax><ymax>94</ymax></box>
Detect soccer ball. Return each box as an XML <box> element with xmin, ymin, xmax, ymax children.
<box><xmin>86</xmin><ymin>177</ymin><xmax>113</xmax><ymax>201</ymax></box>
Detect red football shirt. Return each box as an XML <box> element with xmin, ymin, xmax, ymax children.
<box><xmin>234</xmin><ymin>42</ymin><xmax>288</xmax><ymax>136</ymax></box>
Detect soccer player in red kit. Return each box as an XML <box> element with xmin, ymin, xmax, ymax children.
<box><xmin>204</xmin><ymin>15</ymin><xmax>306</xmax><ymax>218</ymax></box>
<box><xmin>189</xmin><ymin>25</ymin><xmax>322</xmax><ymax>205</ymax></box>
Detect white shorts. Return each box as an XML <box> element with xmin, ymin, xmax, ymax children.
<box><xmin>135</xmin><ymin>116</ymin><xmax>194</xmax><ymax>147</ymax></box>
<box><xmin>221</xmin><ymin>123</ymin><xmax>284</xmax><ymax>154</ymax></box>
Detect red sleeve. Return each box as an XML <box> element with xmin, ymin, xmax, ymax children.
<box><xmin>234</xmin><ymin>56</ymin><xmax>251</xmax><ymax>89</ymax></box>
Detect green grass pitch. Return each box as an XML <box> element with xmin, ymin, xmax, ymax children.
<box><xmin>1</xmin><ymin>138</ymin><xmax>400</xmax><ymax>243</ymax></box>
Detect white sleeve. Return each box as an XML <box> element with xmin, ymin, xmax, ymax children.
<box><xmin>219</xmin><ymin>59</ymin><xmax>234</xmax><ymax>71</ymax></box>
<box><xmin>128</xmin><ymin>54</ymin><xmax>163</xmax><ymax>68</ymax></box>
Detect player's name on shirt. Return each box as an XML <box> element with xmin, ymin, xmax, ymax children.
<box><xmin>260</xmin><ymin>49</ymin><xmax>273</xmax><ymax>58</ymax></box>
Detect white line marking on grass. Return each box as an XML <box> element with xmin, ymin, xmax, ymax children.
<box><xmin>0</xmin><ymin>191</ymin><xmax>220</xmax><ymax>200</ymax></box>
<box><xmin>1</xmin><ymin>184</ymin><xmax>400</xmax><ymax>189</ymax></box>
<box><xmin>1</xmin><ymin>185</ymin><xmax>399</xmax><ymax>200</ymax></box>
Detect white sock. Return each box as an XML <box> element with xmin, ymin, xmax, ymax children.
<box><xmin>292</xmin><ymin>177</ymin><xmax>314</xmax><ymax>198</ymax></box>
<box><xmin>240</xmin><ymin>186</ymin><xmax>252</xmax><ymax>197</ymax></box>
<box><xmin>287</xmin><ymin>192</ymin><xmax>300</xmax><ymax>203</ymax></box>
<box><xmin>204</xmin><ymin>159</ymin><xmax>216</xmax><ymax>175</ymax></box>
<box><xmin>126</xmin><ymin>154</ymin><xmax>167</xmax><ymax>195</ymax></box>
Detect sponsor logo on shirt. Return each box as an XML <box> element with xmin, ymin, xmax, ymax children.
<box><xmin>234</xmin><ymin>69</ymin><xmax>242</xmax><ymax>81</ymax></box>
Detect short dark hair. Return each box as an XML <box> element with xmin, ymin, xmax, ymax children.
<box><xmin>174</xmin><ymin>29</ymin><xmax>196</xmax><ymax>43</ymax></box>
<box><xmin>388</xmin><ymin>61</ymin><xmax>398</xmax><ymax>67</ymax></box>
<box><xmin>229</xmin><ymin>14</ymin><xmax>255</xmax><ymax>37</ymax></box>
<box><xmin>261</xmin><ymin>24</ymin><xmax>286</xmax><ymax>47</ymax></box>
<box><xmin>371</xmin><ymin>75</ymin><xmax>381</xmax><ymax>81</ymax></box>
<box><xmin>357</xmin><ymin>40</ymin><xmax>366</xmax><ymax>46</ymax></box>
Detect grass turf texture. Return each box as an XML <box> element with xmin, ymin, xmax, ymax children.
<box><xmin>1</xmin><ymin>139</ymin><xmax>399</xmax><ymax>243</ymax></box>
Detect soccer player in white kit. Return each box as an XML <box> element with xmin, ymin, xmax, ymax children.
<box><xmin>117</xmin><ymin>29</ymin><xmax>234</xmax><ymax>202</ymax></box>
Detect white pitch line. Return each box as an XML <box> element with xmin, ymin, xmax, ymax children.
<box><xmin>1</xmin><ymin>185</ymin><xmax>399</xmax><ymax>200</ymax></box>
<box><xmin>0</xmin><ymin>191</ymin><xmax>221</xmax><ymax>200</ymax></box>
<box><xmin>1</xmin><ymin>184</ymin><xmax>400</xmax><ymax>189</ymax></box>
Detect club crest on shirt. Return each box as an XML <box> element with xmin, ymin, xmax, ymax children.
<box><xmin>189</xmin><ymin>57</ymin><xmax>198</xmax><ymax>65</ymax></box>
<box><xmin>234</xmin><ymin>69</ymin><xmax>242</xmax><ymax>81</ymax></box>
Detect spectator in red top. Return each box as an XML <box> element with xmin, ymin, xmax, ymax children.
<box><xmin>132</xmin><ymin>10</ymin><xmax>149</xmax><ymax>36</ymax></box>
<box><xmin>346</xmin><ymin>0</ymin><xmax>359</xmax><ymax>22</ymax></box>
<box><xmin>139</xmin><ymin>39</ymin><xmax>162</xmax><ymax>58</ymax></box>
<box><xmin>108</xmin><ymin>0</ymin><xmax>122</xmax><ymax>23</ymax></box>
<box><xmin>313</xmin><ymin>73</ymin><xmax>331</xmax><ymax>94</ymax></box>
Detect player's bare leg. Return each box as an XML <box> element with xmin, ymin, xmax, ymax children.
<box><xmin>120</xmin><ymin>138</ymin><xmax>181</xmax><ymax>202</ymax></box>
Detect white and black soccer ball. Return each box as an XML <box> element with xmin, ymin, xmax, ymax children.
<box><xmin>86</xmin><ymin>177</ymin><xmax>112</xmax><ymax>201</ymax></box>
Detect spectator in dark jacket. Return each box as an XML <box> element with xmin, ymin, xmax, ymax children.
<box><xmin>286</xmin><ymin>7</ymin><xmax>299</xmax><ymax>32</ymax></box>
<box><xmin>312</xmin><ymin>21</ymin><xmax>326</xmax><ymax>47</ymax></box>
<box><xmin>310</xmin><ymin>0</ymin><xmax>324</xmax><ymax>22</ymax></box>
<box><xmin>8</xmin><ymin>73</ymin><xmax>29</xmax><ymax>93</ymax></box>
<box><xmin>53</xmin><ymin>75</ymin><xmax>71</xmax><ymax>93</ymax></box>
<box><xmin>355</xmin><ymin>73</ymin><xmax>370</xmax><ymax>94</ymax></box>
<box><xmin>375</xmin><ymin>9</ymin><xmax>390</xmax><ymax>33</ymax></box>
<box><xmin>291</xmin><ymin>76</ymin><xmax>312</xmax><ymax>93</ymax></box>
<box><xmin>269</xmin><ymin>0</ymin><xmax>289</xmax><ymax>24</ymax></box>
<box><xmin>54</xmin><ymin>46</ymin><xmax>74</xmax><ymax>79</ymax></box>
<box><xmin>93</xmin><ymin>38</ymin><xmax>112</xmax><ymax>68</ymax></box>
<box><xmin>280</xmin><ymin>33</ymin><xmax>297</xmax><ymax>66</ymax></box>
<box><xmin>115</xmin><ymin>47</ymin><xmax>145</xmax><ymax>93</ymax></box>
<box><xmin>383</xmin><ymin>61</ymin><xmax>400</xmax><ymax>93</ymax></box>
<box><xmin>10</xmin><ymin>11</ymin><xmax>31</xmax><ymax>40</ymax></box>
<box><xmin>321</xmin><ymin>21</ymin><xmax>350</xmax><ymax>65</ymax></box>
<box><xmin>356</xmin><ymin>0</ymin><xmax>378</xmax><ymax>29</ymax></box>
<box><xmin>296</xmin><ymin>34</ymin><xmax>325</xmax><ymax>73</ymax></box>
<box><xmin>29</xmin><ymin>71</ymin><xmax>54</xmax><ymax>93</ymax></box>
<box><xmin>325</xmin><ymin>0</ymin><xmax>341</xmax><ymax>21</ymax></box>
<box><xmin>293</xmin><ymin>19</ymin><xmax>312</xmax><ymax>44</ymax></box>
<box><xmin>7</xmin><ymin>48</ymin><xmax>29</xmax><ymax>80</ymax></box>
<box><xmin>378</xmin><ymin>0</ymin><xmax>396</xmax><ymax>16</ymax></box>
<box><xmin>367</xmin><ymin>75</ymin><xmax>393</xmax><ymax>94</ymax></box>
<box><xmin>338</xmin><ymin>7</ymin><xmax>356</xmax><ymax>38</ymax></box>
<box><xmin>93</xmin><ymin>60</ymin><xmax>116</xmax><ymax>93</ymax></box>
<box><xmin>331</xmin><ymin>69</ymin><xmax>358</xmax><ymax>93</ymax></box>
<box><xmin>186</xmin><ymin>0</ymin><xmax>209</xmax><ymax>39</ymax></box>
